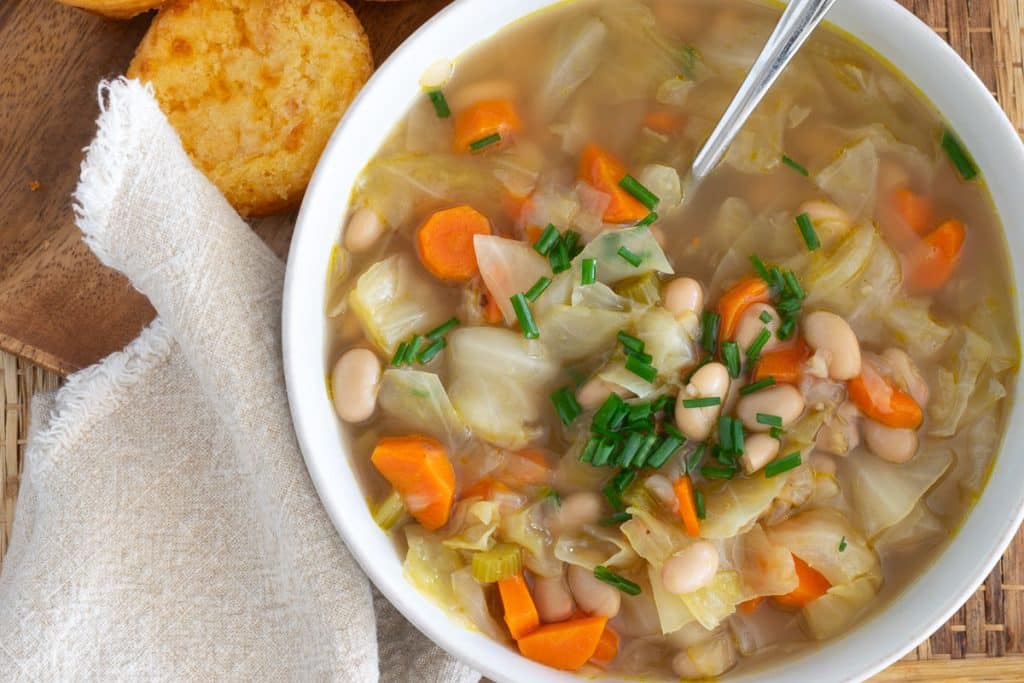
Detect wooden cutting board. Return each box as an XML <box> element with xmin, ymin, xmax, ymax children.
<box><xmin>0</xmin><ymin>0</ymin><xmax>451</xmax><ymax>375</ymax></box>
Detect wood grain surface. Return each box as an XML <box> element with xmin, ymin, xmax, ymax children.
<box><xmin>0</xmin><ymin>0</ymin><xmax>451</xmax><ymax>374</ymax></box>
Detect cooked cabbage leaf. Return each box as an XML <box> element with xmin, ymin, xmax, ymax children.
<box><xmin>815</xmin><ymin>138</ymin><xmax>878</xmax><ymax>217</ymax></box>
<box><xmin>451</xmin><ymin>567</ymin><xmax>508</xmax><ymax>642</ymax></box>
<box><xmin>404</xmin><ymin>526</ymin><xmax>464</xmax><ymax>605</ymax></box>
<box><xmin>766</xmin><ymin>509</ymin><xmax>880</xmax><ymax>586</ymax></box>
<box><xmin>534</xmin><ymin>16</ymin><xmax>607</xmax><ymax>120</ymax></box>
<box><xmin>576</xmin><ymin>226</ymin><xmax>673</xmax><ymax>285</ymax></box>
<box><xmin>634</xmin><ymin>307</ymin><xmax>698</xmax><ymax>379</ymax></box>
<box><xmin>699</xmin><ymin>472</ymin><xmax>791</xmax><ymax>539</ymax></box>
<box><xmin>621</xmin><ymin>505</ymin><xmax>688</xmax><ymax>566</ymax></box>
<box><xmin>500</xmin><ymin>500</ymin><xmax>562</xmax><ymax>578</ymax></box>
<box><xmin>803</xmin><ymin>575</ymin><xmax>881</xmax><ymax>640</ymax></box>
<box><xmin>475</xmin><ymin>235</ymin><xmax>556</xmax><ymax>324</ymax></box>
<box><xmin>554</xmin><ymin>525</ymin><xmax>637</xmax><ymax>570</ymax></box>
<box><xmin>378</xmin><ymin>370</ymin><xmax>468</xmax><ymax>446</ymax></box>
<box><xmin>443</xmin><ymin>500</ymin><xmax>501</xmax><ymax>551</ymax></box>
<box><xmin>679</xmin><ymin>571</ymin><xmax>743</xmax><ymax>631</ymax></box>
<box><xmin>881</xmin><ymin>297</ymin><xmax>954</xmax><ymax>361</ymax></box>
<box><xmin>536</xmin><ymin>305</ymin><xmax>632</xmax><ymax>363</ymax></box>
<box><xmin>647</xmin><ymin>564</ymin><xmax>696</xmax><ymax>634</ymax></box>
<box><xmin>929</xmin><ymin>328</ymin><xmax>991</xmax><ymax>436</ymax></box>
<box><xmin>873</xmin><ymin>502</ymin><xmax>946</xmax><ymax>556</ymax></box>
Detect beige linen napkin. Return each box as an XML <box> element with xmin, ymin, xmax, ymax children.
<box><xmin>0</xmin><ymin>78</ymin><xmax>478</xmax><ymax>682</ymax></box>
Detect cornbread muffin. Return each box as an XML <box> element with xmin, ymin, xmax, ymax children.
<box><xmin>128</xmin><ymin>0</ymin><xmax>373</xmax><ymax>216</ymax></box>
<box><xmin>57</xmin><ymin>0</ymin><xmax>164</xmax><ymax>19</ymax></box>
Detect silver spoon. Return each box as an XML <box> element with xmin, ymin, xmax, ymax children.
<box><xmin>690</xmin><ymin>0</ymin><xmax>840</xmax><ymax>184</ymax></box>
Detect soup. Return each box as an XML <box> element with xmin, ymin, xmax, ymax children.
<box><xmin>324</xmin><ymin>0</ymin><xmax>1020</xmax><ymax>678</ymax></box>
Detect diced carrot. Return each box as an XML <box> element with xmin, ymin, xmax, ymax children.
<box><xmin>416</xmin><ymin>205</ymin><xmax>492</xmax><ymax>281</ymax></box>
<box><xmin>905</xmin><ymin>219</ymin><xmax>965</xmax><ymax>292</ymax></box>
<box><xmin>752</xmin><ymin>340</ymin><xmax>810</xmax><ymax>385</ymax></box>
<box><xmin>481</xmin><ymin>284</ymin><xmax>505</xmax><ymax>324</ymax></box>
<box><xmin>847</xmin><ymin>360</ymin><xmax>923</xmax><ymax>429</ymax></box>
<box><xmin>498</xmin><ymin>572</ymin><xmax>540</xmax><ymax>640</ymax></box>
<box><xmin>524</xmin><ymin>224</ymin><xmax>544</xmax><ymax>245</ymax></box>
<box><xmin>500</xmin><ymin>448</ymin><xmax>550</xmax><ymax>487</ymax></box>
<box><xmin>589</xmin><ymin>627</ymin><xmax>620</xmax><ymax>668</ymax></box>
<box><xmin>718</xmin><ymin>277</ymin><xmax>772</xmax><ymax>340</ymax></box>
<box><xmin>453</xmin><ymin>99</ymin><xmax>522</xmax><ymax>153</ymax></box>
<box><xmin>461</xmin><ymin>476</ymin><xmax>511</xmax><ymax>501</ymax></box>
<box><xmin>773</xmin><ymin>555</ymin><xmax>831</xmax><ymax>609</ymax></box>
<box><xmin>739</xmin><ymin>597</ymin><xmax>764</xmax><ymax>614</ymax></box>
<box><xmin>578</xmin><ymin>143</ymin><xmax>649</xmax><ymax>224</ymax></box>
<box><xmin>890</xmin><ymin>187</ymin><xmax>933</xmax><ymax>235</ymax></box>
<box><xmin>505</xmin><ymin>194</ymin><xmax>533</xmax><ymax>224</ymax></box>
<box><xmin>673</xmin><ymin>475</ymin><xmax>700</xmax><ymax>537</ymax></box>
<box><xmin>370</xmin><ymin>435</ymin><xmax>455</xmax><ymax>531</ymax></box>
<box><xmin>644</xmin><ymin>108</ymin><xmax>685</xmax><ymax>135</ymax></box>
<box><xmin>516</xmin><ymin>614</ymin><xmax>608</xmax><ymax>671</ymax></box>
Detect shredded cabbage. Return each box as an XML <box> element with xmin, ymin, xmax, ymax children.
<box><xmin>537</xmin><ymin>305</ymin><xmax>632</xmax><ymax>363</ymax></box>
<box><xmin>554</xmin><ymin>525</ymin><xmax>637</xmax><ymax>570</ymax></box>
<box><xmin>873</xmin><ymin>502</ymin><xmax>946</xmax><ymax>556</ymax></box>
<box><xmin>637</xmin><ymin>164</ymin><xmax>683</xmax><ymax>212</ymax></box>
<box><xmin>815</xmin><ymin>138</ymin><xmax>878</xmax><ymax>217</ymax></box>
<box><xmin>633</xmin><ymin>307</ymin><xmax>698</xmax><ymax>380</ymax></box>
<box><xmin>443</xmin><ymin>500</ymin><xmax>501</xmax><ymax>551</ymax></box>
<box><xmin>475</xmin><ymin>235</ymin><xmax>555</xmax><ymax>324</ymax></box>
<box><xmin>647</xmin><ymin>564</ymin><xmax>696</xmax><ymax>634</ymax></box>
<box><xmin>450</xmin><ymin>567</ymin><xmax>508</xmax><ymax>642</ymax></box>
<box><xmin>929</xmin><ymin>328</ymin><xmax>991</xmax><ymax>436</ymax></box>
<box><xmin>377</xmin><ymin>370</ymin><xmax>468</xmax><ymax>446</ymax></box>
<box><xmin>699</xmin><ymin>472</ymin><xmax>791</xmax><ymax>539</ymax></box>
<box><xmin>621</xmin><ymin>505</ymin><xmax>688</xmax><ymax>566</ymax></box>
<box><xmin>679</xmin><ymin>571</ymin><xmax>743</xmax><ymax>631</ymax></box>
<box><xmin>348</xmin><ymin>255</ymin><xmax>450</xmax><ymax>355</ymax></box>
<box><xmin>803</xmin><ymin>575</ymin><xmax>881</xmax><ymax>640</ymax></box>
<box><xmin>766</xmin><ymin>509</ymin><xmax>880</xmax><ymax>586</ymax></box>
<box><xmin>404</xmin><ymin>526</ymin><xmax>464</xmax><ymax>605</ymax></box>
<box><xmin>801</xmin><ymin>223</ymin><xmax>875</xmax><ymax>307</ymax></box>
<box><xmin>576</xmin><ymin>226</ymin><xmax>674</xmax><ymax>285</ymax></box>
<box><xmin>881</xmin><ymin>297</ymin><xmax>954</xmax><ymax>361</ymax></box>
<box><xmin>534</xmin><ymin>16</ymin><xmax>607</xmax><ymax>120</ymax></box>
<box><xmin>500</xmin><ymin>501</ymin><xmax>561</xmax><ymax>578</ymax></box>
<box><xmin>724</xmin><ymin>524</ymin><xmax>799</xmax><ymax>600</ymax></box>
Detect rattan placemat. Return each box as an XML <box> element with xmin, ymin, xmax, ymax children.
<box><xmin>1</xmin><ymin>0</ymin><xmax>1022</xmax><ymax>678</ymax></box>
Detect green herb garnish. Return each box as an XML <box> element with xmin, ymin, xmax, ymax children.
<box><xmin>941</xmin><ymin>128</ymin><xmax>978</xmax><ymax>180</ymax></box>
<box><xmin>618</xmin><ymin>174</ymin><xmax>660</xmax><ymax>209</ymax></box>
<box><xmin>594</xmin><ymin>565</ymin><xmax>642</xmax><ymax>596</ymax></box>
<box><xmin>417</xmin><ymin>338</ymin><xmax>446</xmax><ymax>364</ymax></box>
<box><xmin>617</xmin><ymin>245</ymin><xmax>643</xmax><ymax>268</ymax></box>
<box><xmin>795</xmin><ymin>212</ymin><xmax>821</xmax><ymax>251</ymax></box>
<box><xmin>765</xmin><ymin>451</ymin><xmax>802</xmax><ymax>478</ymax></box>
<box><xmin>581</xmin><ymin>258</ymin><xmax>598</xmax><ymax>285</ymax></box>
<box><xmin>510</xmin><ymin>293</ymin><xmax>539</xmax><ymax>339</ymax></box>
<box><xmin>525</xmin><ymin>276</ymin><xmax>552</xmax><ymax>302</ymax></box>
<box><xmin>682</xmin><ymin>396</ymin><xmax>721</xmax><ymax>408</ymax></box>
<box><xmin>740</xmin><ymin>377</ymin><xmax>776</xmax><ymax>395</ymax></box>
<box><xmin>722</xmin><ymin>341</ymin><xmax>741</xmax><ymax>379</ymax></box>
<box><xmin>550</xmin><ymin>386</ymin><xmax>582</xmax><ymax>426</ymax></box>
<box><xmin>756</xmin><ymin>413</ymin><xmax>783</xmax><ymax>428</ymax></box>
<box><xmin>781</xmin><ymin>154</ymin><xmax>809</xmax><ymax>177</ymax></box>
<box><xmin>427</xmin><ymin>90</ymin><xmax>451</xmax><ymax>118</ymax></box>
<box><xmin>469</xmin><ymin>132</ymin><xmax>501</xmax><ymax>151</ymax></box>
<box><xmin>426</xmin><ymin>317</ymin><xmax>460</xmax><ymax>341</ymax></box>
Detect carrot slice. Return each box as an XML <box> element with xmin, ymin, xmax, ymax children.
<box><xmin>773</xmin><ymin>555</ymin><xmax>831</xmax><ymax>609</ymax></box>
<box><xmin>516</xmin><ymin>614</ymin><xmax>608</xmax><ymax>671</ymax></box>
<box><xmin>499</xmin><ymin>448</ymin><xmax>550</xmax><ymax>487</ymax></box>
<box><xmin>673</xmin><ymin>475</ymin><xmax>700</xmax><ymax>537</ymax></box>
<box><xmin>752</xmin><ymin>340</ymin><xmax>810</xmax><ymax>385</ymax></box>
<box><xmin>738</xmin><ymin>597</ymin><xmax>764</xmax><ymax>614</ymax></box>
<box><xmin>371</xmin><ymin>435</ymin><xmax>455</xmax><ymax>530</ymax></box>
<box><xmin>847</xmin><ymin>360</ymin><xmax>923</xmax><ymax>429</ymax></box>
<box><xmin>718</xmin><ymin>277</ymin><xmax>772</xmax><ymax>340</ymax></box>
<box><xmin>453</xmin><ymin>98</ymin><xmax>522</xmax><ymax>153</ymax></box>
<box><xmin>578</xmin><ymin>143</ymin><xmax>649</xmax><ymax>224</ymax></box>
<box><xmin>461</xmin><ymin>476</ymin><xmax>510</xmax><ymax>501</ymax></box>
<box><xmin>589</xmin><ymin>627</ymin><xmax>620</xmax><ymax>668</ymax></box>
<box><xmin>890</xmin><ymin>187</ymin><xmax>933</xmax><ymax>236</ymax></box>
<box><xmin>905</xmin><ymin>219</ymin><xmax>965</xmax><ymax>292</ymax></box>
<box><xmin>416</xmin><ymin>205</ymin><xmax>492</xmax><ymax>281</ymax></box>
<box><xmin>498</xmin><ymin>572</ymin><xmax>540</xmax><ymax>640</ymax></box>
<box><xmin>643</xmin><ymin>109</ymin><xmax>685</xmax><ymax>135</ymax></box>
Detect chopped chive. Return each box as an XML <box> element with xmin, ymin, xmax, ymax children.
<box><xmin>682</xmin><ymin>396</ymin><xmax>720</xmax><ymax>408</ymax></box>
<box><xmin>783</xmin><ymin>270</ymin><xmax>805</xmax><ymax>299</ymax></box>
<box><xmin>768</xmin><ymin>266</ymin><xmax>785</xmax><ymax>293</ymax></box>
<box><xmin>701</xmin><ymin>465</ymin><xmax>735</xmax><ymax>480</ymax></box>
<box><xmin>550</xmin><ymin>238</ymin><xmax>571</xmax><ymax>273</ymax></box>
<box><xmin>778</xmin><ymin>317</ymin><xmax>797</xmax><ymax>340</ymax></box>
<box><xmin>607</xmin><ymin>402</ymin><xmax>630</xmax><ymax>432</ymax></box>
<box><xmin>533</xmin><ymin>224</ymin><xmax>560</xmax><ymax>255</ymax></box>
<box><xmin>625</xmin><ymin>354</ymin><xmax>657</xmax><ymax>383</ymax></box>
<box><xmin>700</xmin><ymin>311</ymin><xmax>720</xmax><ymax>353</ymax></box>
<box><xmin>525</xmin><ymin>276</ymin><xmax>552</xmax><ymax>302</ymax></box>
<box><xmin>746</xmin><ymin>328</ymin><xmax>772</xmax><ymax>361</ymax></box>
<box><xmin>740</xmin><ymin>377</ymin><xmax>776</xmax><ymax>395</ymax></box>
<box><xmin>714</xmin><ymin>444</ymin><xmax>734</xmax><ymax>466</ymax></box>
<box><xmin>750</xmin><ymin>254</ymin><xmax>770</xmax><ymax>282</ymax></box>
<box><xmin>664</xmin><ymin>422</ymin><xmax>684</xmax><ymax>441</ymax></box>
<box><xmin>617</xmin><ymin>246</ymin><xmax>643</xmax><ymax>268</ymax></box>
<box><xmin>759</xmin><ymin>310</ymin><xmax>774</xmax><ymax>324</ymax></box>
<box><xmin>795</xmin><ymin>213</ymin><xmax>820</xmax><ymax>251</ymax></box>
<box><xmin>756</xmin><ymin>413</ymin><xmax>783</xmax><ymax>427</ymax></box>
<box><xmin>647</xmin><ymin>435</ymin><xmax>684</xmax><ymax>468</ymax></box>
<box><xmin>687</xmin><ymin>443</ymin><xmax>706</xmax><ymax>473</ymax></box>
<box><xmin>404</xmin><ymin>335</ymin><xmax>423</xmax><ymax>364</ymax></box>
<box><xmin>628</xmin><ymin>402</ymin><xmax>653</xmax><ymax>421</ymax></box>
<box><xmin>652</xmin><ymin>394</ymin><xmax>672</xmax><ymax>412</ymax></box>
<box><xmin>618</xmin><ymin>174</ymin><xmax>660</xmax><ymax>209</ymax></box>
<box><xmin>765</xmin><ymin>451</ymin><xmax>802</xmax><ymax>478</ymax></box>
<box><xmin>417</xmin><ymin>338</ymin><xmax>446</xmax><ymax>364</ymax></box>
<box><xmin>592</xmin><ymin>439</ymin><xmax>618</xmax><ymax>467</ymax></box>
<box><xmin>581</xmin><ymin>258</ymin><xmax>598</xmax><ymax>285</ymax></box>
<box><xmin>769</xmin><ymin>426</ymin><xmax>784</xmax><ymax>439</ymax></box>
<box><xmin>941</xmin><ymin>129</ymin><xmax>978</xmax><ymax>180</ymax></box>
<box><xmin>469</xmin><ymin>132</ymin><xmax>501</xmax><ymax>151</ymax></box>
<box><xmin>426</xmin><ymin>317</ymin><xmax>460</xmax><ymax>341</ymax></box>
<box><xmin>563</xmin><ymin>230</ymin><xmax>583</xmax><ymax>258</ymax></box>
<box><xmin>427</xmin><ymin>90</ymin><xmax>451</xmax><ymax>118</ymax></box>
<box><xmin>732</xmin><ymin>419</ymin><xmax>744</xmax><ymax>454</ymax></box>
<box><xmin>612</xmin><ymin>469</ymin><xmax>637</xmax><ymax>492</ymax></box>
<box><xmin>599</xmin><ymin>511</ymin><xmax>633</xmax><ymax>527</ymax></box>
<box><xmin>718</xmin><ymin>416</ymin><xmax>734</xmax><ymax>454</ymax></box>
<box><xmin>636</xmin><ymin>211</ymin><xmax>659</xmax><ymax>227</ymax></box>
<box><xmin>839</xmin><ymin>536</ymin><xmax>848</xmax><ymax>552</ymax></box>
<box><xmin>617</xmin><ymin>432</ymin><xmax>646</xmax><ymax>468</ymax></box>
<box><xmin>680</xmin><ymin>45</ymin><xmax>699</xmax><ymax>79</ymax></box>
<box><xmin>776</xmin><ymin>297</ymin><xmax>803</xmax><ymax>315</ymax></box>
<box><xmin>625</xmin><ymin>349</ymin><xmax>653</xmax><ymax>364</ymax></box>
<box><xmin>781</xmin><ymin>154</ymin><xmax>809</xmax><ymax>177</ymax></box>
<box><xmin>617</xmin><ymin>331</ymin><xmax>645</xmax><ymax>354</ymax></box>
<box><xmin>695</xmin><ymin>489</ymin><xmax>706</xmax><ymax>519</ymax></box>
<box><xmin>580</xmin><ymin>438</ymin><xmax>600</xmax><ymax>463</ymax></box>
<box><xmin>722</xmin><ymin>341</ymin><xmax>741</xmax><ymax>379</ymax></box>
<box><xmin>593</xmin><ymin>393</ymin><xmax>626</xmax><ymax>431</ymax></box>
<box><xmin>632</xmin><ymin>433</ymin><xmax>661</xmax><ymax>468</ymax></box>
<box><xmin>550</xmin><ymin>387</ymin><xmax>582</xmax><ymax>426</ymax></box>
<box><xmin>391</xmin><ymin>341</ymin><xmax>409</xmax><ymax>367</ymax></box>
<box><xmin>510</xmin><ymin>293</ymin><xmax>539</xmax><ymax>339</ymax></box>
<box><xmin>602</xmin><ymin>480</ymin><xmax>623</xmax><ymax>510</ymax></box>
<box><xmin>594</xmin><ymin>566</ymin><xmax>642</xmax><ymax>596</ymax></box>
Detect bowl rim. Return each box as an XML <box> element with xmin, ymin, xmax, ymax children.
<box><xmin>283</xmin><ymin>1</ymin><xmax>1024</xmax><ymax>681</ymax></box>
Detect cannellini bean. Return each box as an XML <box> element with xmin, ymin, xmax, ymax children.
<box><xmin>881</xmin><ymin>348</ymin><xmax>930</xmax><ymax>407</ymax></box>
<box><xmin>533</xmin><ymin>574</ymin><xmax>576</xmax><ymax>623</ymax></box>
<box><xmin>550</xmin><ymin>492</ymin><xmax>603</xmax><ymax>535</ymax></box>
<box><xmin>663</xmin><ymin>277</ymin><xmax>704</xmax><ymax>318</ymax></box>
<box><xmin>576</xmin><ymin>376</ymin><xmax>631</xmax><ymax>410</ymax></box>
<box><xmin>798</xmin><ymin>199</ymin><xmax>853</xmax><ymax>246</ymax></box>
<box><xmin>863</xmin><ymin>418</ymin><xmax>919</xmax><ymax>463</ymax></box>
<box><xmin>343</xmin><ymin>207</ymin><xmax>386</xmax><ymax>253</ymax></box>
<box><xmin>568</xmin><ymin>564</ymin><xmax>621</xmax><ymax>618</ymax></box>
<box><xmin>802</xmin><ymin>311</ymin><xmax>861</xmax><ymax>380</ymax></box>
<box><xmin>661</xmin><ymin>542</ymin><xmax>719</xmax><ymax>595</ymax></box>
<box><xmin>736</xmin><ymin>384</ymin><xmax>804</xmax><ymax>432</ymax></box>
<box><xmin>449</xmin><ymin>79</ymin><xmax>518</xmax><ymax>112</ymax></box>
<box><xmin>331</xmin><ymin>348</ymin><xmax>382</xmax><ymax>423</ymax></box>
<box><xmin>675</xmin><ymin>363</ymin><xmax>730</xmax><ymax>441</ymax></box>
<box><xmin>734</xmin><ymin>303</ymin><xmax>782</xmax><ymax>354</ymax></box>
<box><xmin>740</xmin><ymin>434</ymin><xmax>780</xmax><ymax>474</ymax></box>
<box><xmin>672</xmin><ymin>652</ymin><xmax>702</xmax><ymax>679</ymax></box>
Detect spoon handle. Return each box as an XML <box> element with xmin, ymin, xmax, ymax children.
<box><xmin>690</xmin><ymin>0</ymin><xmax>839</xmax><ymax>182</ymax></box>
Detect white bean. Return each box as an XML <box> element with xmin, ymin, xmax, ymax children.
<box><xmin>576</xmin><ymin>376</ymin><xmax>631</xmax><ymax>410</ymax></box>
<box><xmin>662</xmin><ymin>542</ymin><xmax>719</xmax><ymax>595</ymax></box>
<box><xmin>568</xmin><ymin>564</ymin><xmax>621</xmax><ymax>618</ymax></box>
<box><xmin>331</xmin><ymin>348</ymin><xmax>382</xmax><ymax>423</ymax></box>
<box><xmin>734</xmin><ymin>303</ymin><xmax>782</xmax><ymax>355</ymax></box>
<box><xmin>740</xmin><ymin>434</ymin><xmax>780</xmax><ymax>474</ymax></box>
<box><xmin>863</xmin><ymin>418</ymin><xmax>919</xmax><ymax>463</ymax></box>
<box><xmin>663</xmin><ymin>277</ymin><xmax>704</xmax><ymax>319</ymax></box>
<box><xmin>736</xmin><ymin>384</ymin><xmax>804</xmax><ymax>432</ymax></box>
<box><xmin>533</xmin><ymin>574</ymin><xmax>576</xmax><ymax>623</ymax></box>
<box><xmin>802</xmin><ymin>311</ymin><xmax>862</xmax><ymax>380</ymax></box>
<box><xmin>675</xmin><ymin>363</ymin><xmax>730</xmax><ymax>441</ymax></box>
<box><xmin>881</xmin><ymin>348</ymin><xmax>930</xmax><ymax>407</ymax></box>
<box><xmin>343</xmin><ymin>207</ymin><xmax>386</xmax><ymax>253</ymax></box>
<box><xmin>550</xmin><ymin>492</ymin><xmax>603</xmax><ymax>535</ymax></box>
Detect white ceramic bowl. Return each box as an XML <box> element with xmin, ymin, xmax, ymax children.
<box><xmin>283</xmin><ymin>1</ymin><xmax>1024</xmax><ymax>680</ymax></box>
